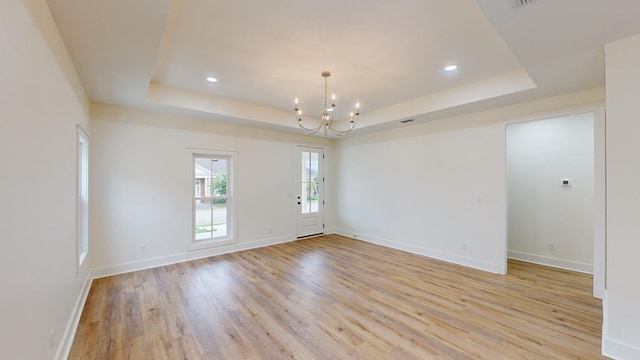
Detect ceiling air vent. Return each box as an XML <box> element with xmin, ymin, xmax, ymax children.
<box><xmin>516</xmin><ymin>0</ymin><xmax>536</xmax><ymax>7</ymax></box>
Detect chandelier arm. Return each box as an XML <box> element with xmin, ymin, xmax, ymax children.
<box><xmin>298</xmin><ymin>121</ymin><xmax>324</xmax><ymax>134</ymax></box>
<box><xmin>298</xmin><ymin>117</ymin><xmax>325</xmax><ymax>134</ymax></box>
<box><xmin>327</xmin><ymin>118</ymin><xmax>358</xmax><ymax>136</ymax></box>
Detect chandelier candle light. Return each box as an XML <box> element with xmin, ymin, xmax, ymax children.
<box><xmin>295</xmin><ymin>71</ymin><xmax>360</xmax><ymax>136</ymax></box>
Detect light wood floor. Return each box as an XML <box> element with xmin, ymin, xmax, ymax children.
<box><xmin>70</xmin><ymin>234</ymin><xmax>606</xmax><ymax>359</ymax></box>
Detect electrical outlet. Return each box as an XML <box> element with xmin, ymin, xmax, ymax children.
<box><xmin>267</xmin><ymin>228</ymin><xmax>272</xmax><ymax>235</ymax></box>
<box><xmin>49</xmin><ymin>329</ymin><xmax>55</xmax><ymax>347</ymax></box>
<box><xmin>139</xmin><ymin>244</ymin><xmax>147</xmax><ymax>253</ymax></box>
<box><xmin>461</xmin><ymin>242</ymin><xmax>468</xmax><ymax>250</ymax></box>
<box><xmin>376</xmin><ymin>227</ymin><xmax>380</xmax><ymax>233</ymax></box>
<box><xmin>548</xmin><ymin>242</ymin><xmax>556</xmax><ymax>251</ymax></box>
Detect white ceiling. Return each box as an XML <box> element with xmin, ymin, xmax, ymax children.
<box><xmin>46</xmin><ymin>0</ymin><xmax>640</xmax><ymax>135</ymax></box>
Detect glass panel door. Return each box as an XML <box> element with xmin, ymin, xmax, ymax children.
<box><xmin>297</xmin><ymin>146</ymin><xmax>324</xmax><ymax>238</ymax></box>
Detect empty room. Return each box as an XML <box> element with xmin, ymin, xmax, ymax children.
<box><xmin>2</xmin><ymin>0</ymin><xmax>640</xmax><ymax>359</ymax></box>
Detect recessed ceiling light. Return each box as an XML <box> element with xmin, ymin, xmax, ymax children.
<box><xmin>206</xmin><ymin>76</ymin><xmax>218</xmax><ymax>83</ymax></box>
<box><xmin>444</xmin><ymin>65</ymin><xmax>458</xmax><ymax>72</ymax></box>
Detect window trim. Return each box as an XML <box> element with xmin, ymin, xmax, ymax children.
<box><xmin>76</xmin><ymin>125</ymin><xmax>89</xmax><ymax>269</ymax></box>
<box><xmin>186</xmin><ymin>148</ymin><xmax>237</xmax><ymax>251</ymax></box>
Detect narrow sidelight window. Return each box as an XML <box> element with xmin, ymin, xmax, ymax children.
<box><xmin>77</xmin><ymin>125</ymin><xmax>89</xmax><ymax>267</ymax></box>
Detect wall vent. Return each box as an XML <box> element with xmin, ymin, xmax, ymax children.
<box><xmin>516</xmin><ymin>0</ymin><xmax>536</xmax><ymax>7</ymax></box>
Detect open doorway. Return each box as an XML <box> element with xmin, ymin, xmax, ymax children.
<box><xmin>506</xmin><ymin>112</ymin><xmax>604</xmax><ymax>298</ymax></box>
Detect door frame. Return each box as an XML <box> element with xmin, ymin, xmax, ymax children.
<box><xmin>502</xmin><ymin>106</ymin><xmax>605</xmax><ymax>299</ymax></box>
<box><xmin>295</xmin><ymin>145</ymin><xmax>325</xmax><ymax>238</ymax></box>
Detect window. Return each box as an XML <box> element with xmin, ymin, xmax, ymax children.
<box><xmin>187</xmin><ymin>149</ymin><xmax>236</xmax><ymax>250</ymax></box>
<box><xmin>77</xmin><ymin>125</ymin><xmax>89</xmax><ymax>267</ymax></box>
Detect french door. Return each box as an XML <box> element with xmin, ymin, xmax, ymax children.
<box><xmin>296</xmin><ymin>146</ymin><xmax>324</xmax><ymax>238</ymax></box>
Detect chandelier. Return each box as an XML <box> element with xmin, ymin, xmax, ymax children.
<box><xmin>294</xmin><ymin>71</ymin><xmax>360</xmax><ymax>136</ymax></box>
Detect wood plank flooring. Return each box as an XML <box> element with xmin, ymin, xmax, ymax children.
<box><xmin>69</xmin><ymin>234</ymin><xmax>606</xmax><ymax>359</ymax></box>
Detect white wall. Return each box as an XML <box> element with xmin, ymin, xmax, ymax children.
<box><xmin>603</xmin><ymin>33</ymin><xmax>640</xmax><ymax>359</ymax></box>
<box><xmin>335</xmin><ymin>121</ymin><xmax>506</xmax><ymax>273</ymax></box>
<box><xmin>90</xmin><ymin>104</ymin><xmax>334</xmax><ymax>275</ymax></box>
<box><xmin>0</xmin><ymin>1</ymin><xmax>91</xmax><ymax>359</ymax></box>
<box><xmin>507</xmin><ymin>114</ymin><xmax>594</xmax><ymax>273</ymax></box>
<box><xmin>334</xmin><ymin>88</ymin><xmax>604</xmax><ymax>275</ymax></box>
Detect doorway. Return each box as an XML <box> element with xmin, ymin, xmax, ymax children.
<box><xmin>296</xmin><ymin>146</ymin><xmax>324</xmax><ymax>238</ymax></box>
<box><xmin>505</xmin><ymin>111</ymin><xmax>604</xmax><ymax>298</ymax></box>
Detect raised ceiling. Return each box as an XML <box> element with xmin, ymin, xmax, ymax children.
<box><xmin>46</xmin><ymin>0</ymin><xmax>640</xmax><ymax>135</ymax></box>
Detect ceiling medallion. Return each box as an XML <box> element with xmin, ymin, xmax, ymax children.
<box><xmin>294</xmin><ymin>71</ymin><xmax>360</xmax><ymax>136</ymax></box>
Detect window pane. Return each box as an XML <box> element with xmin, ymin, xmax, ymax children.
<box><xmin>195</xmin><ymin>201</ymin><xmax>213</xmax><ymax>240</ymax></box>
<box><xmin>309</xmin><ymin>152</ymin><xmax>319</xmax><ymax>213</ymax></box>
<box><xmin>301</xmin><ymin>152</ymin><xmax>310</xmax><ymax>182</ymax></box>
<box><xmin>308</xmin><ymin>180</ymin><xmax>318</xmax><ymax>214</ymax></box>
<box><xmin>301</xmin><ymin>182</ymin><xmax>309</xmax><ymax>214</ymax></box>
<box><xmin>194</xmin><ymin>198</ymin><xmax>228</xmax><ymax>240</ymax></box>
<box><xmin>310</xmin><ymin>152</ymin><xmax>319</xmax><ymax>179</ymax></box>
<box><xmin>211</xmin><ymin>158</ymin><xmax>228</xmax><ymax>197</ymax></box>
<box><xmin>310</xmin><ymin>186</ymin><xmax>319</xmax><ymax>213</ymax></box>
<box><xmin>195</xmin><ymin>157</ymin><xmax>210</xmax><ymax>199</ymax></box>
<box><xmin>301</xmin><ymin>182</ymin><xmax>319</xmax><ymax>214</ymax></box>
<box><xmin>212</xmin><ymin>199</ymin><xmax>228</xmax><ymax>238</ymax></box>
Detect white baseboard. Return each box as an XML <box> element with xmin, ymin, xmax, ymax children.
<box><xmin>603</xmin><ymin>336</ymin><xmax>640</xmax><ymax>359</ymax></box>
<box><xmin>56</xmin><ymin>272</ymin><xmax>93</xmax><ymax>360</ymax></box>
<box><xmin>332</xmin><ymin>229</ymin><xmax>503</xmax><ymax>274</ymax></box>
<box><xmin>325</xmin><ymin>227</ymin><xmax>339</xmax><ymax>236</ymax></box>
<box><xmin>507</xmin><ymin>250</ymin><xmax>593</xmax><ymax>274</ymax></box>
<box><xmin>92</xmin><ymin>235</ymin><xmax>295</xmax><ymax>279</ymax></box>
<box><xmin>601</xmin><ymin>291</ymin><xmax>640</xmax><ymax>359</ymax></box>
